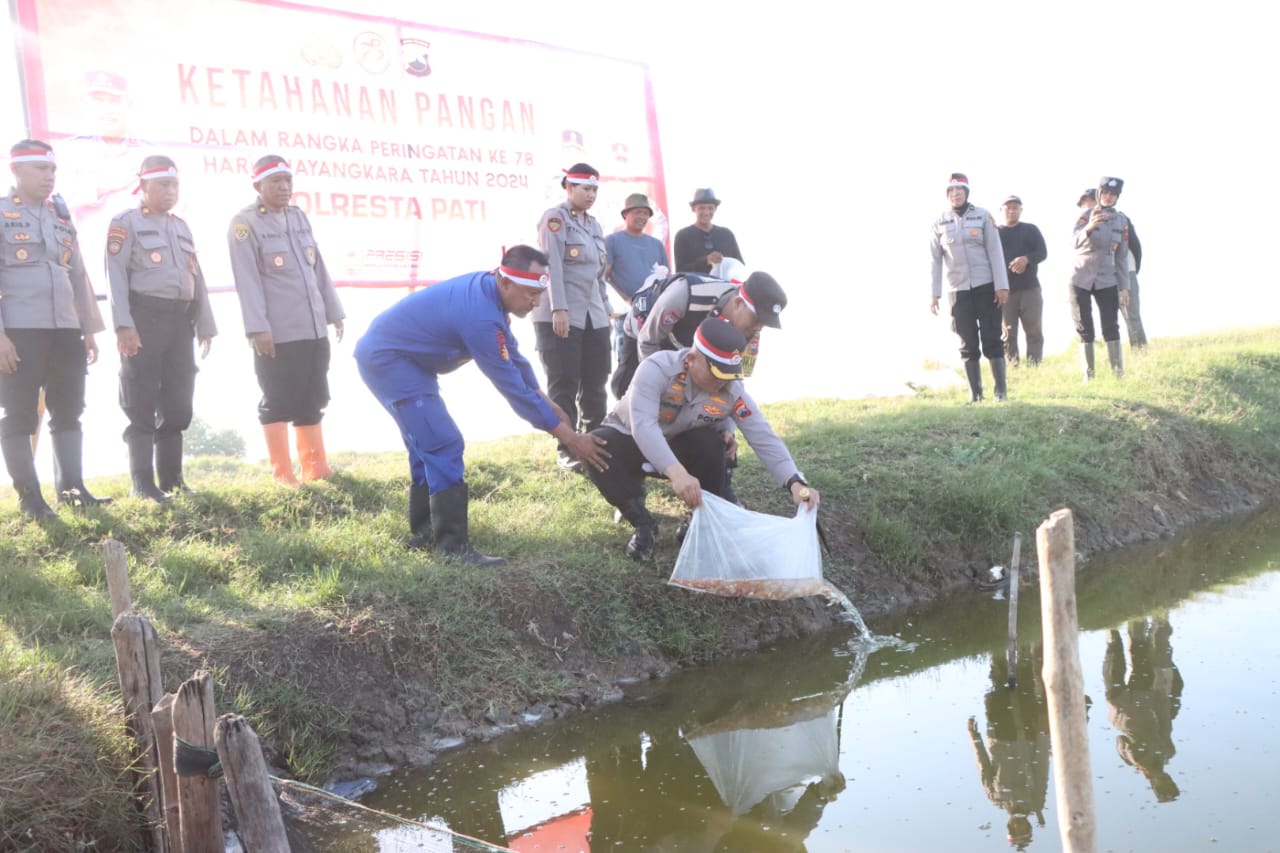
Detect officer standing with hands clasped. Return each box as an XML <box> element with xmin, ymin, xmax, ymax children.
<box><xmin>584</xmin><ymin>317</ymin><xmax>818</xmax><ymax>560</ymax></box>
<box><xmin>0</xmin><ymin>139</ymin><xmax>109</xmax><ymax>517</ymax></box>
<box><xmin>228</xmin><ymin>155</ymin><xmax>345</xmax><ymax>485</ymax></box>
<box><xmin>355</xmin><ymin>246</ymin><xmax>610</xmax><ymax>566</ymax></box>
<box><xmin>107</xmin><ymin>155</ymin><xmax>216</xmax><ymax>501</ymax></box>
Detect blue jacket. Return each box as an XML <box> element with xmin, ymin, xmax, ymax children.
<box><xmin>354</xmin><ymin>271</ymin><xmax>559</xmax><ymax>431</ymax></box>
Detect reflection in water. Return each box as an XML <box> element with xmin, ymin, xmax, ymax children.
<box><xmin>1103</xmin><ymin>615</ymin><xmax>1184</xmax><ymax>803</ymax></box>
<box><xmin>968</xmin><ymin>649</ymin><xmax>1051</xmax><ymax>850</ymax></box>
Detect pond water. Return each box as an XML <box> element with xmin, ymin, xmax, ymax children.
<box><xmin>311</xmin><ymin>506</ymin><xmax>1280</xmax><ymax>852</ymax></box>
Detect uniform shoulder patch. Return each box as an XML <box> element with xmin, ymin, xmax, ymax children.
<box><xmin>108</xmin><ymin>240</ymin><xmax>123</xmax><ymax>254</ymax></box>
<box><xmin>107</xmin><ymin>225</ymin><xmax>128</xmax><ymax>241</ymax></box>
<box><xmin>233</xmin><ymin>223</ymin><xmax>250</xmax><ymax>242</ymax></box>
<box><xmin>496</xmin><ymin>330</ymin><xmax>510</xmax><ymax>361</ymax></box>
<box><xmin>660</xmin><ymin>310</ymin><xmax>680</xmax><ymax>328</ymax></box>
<box><xmin>547</xmin><ymin>217</ymin><xmax>562</xmax><ymax>233</ymax></box>
<box><xmin>732</xmin><ymin>396</ymin><xmax>752</xmax><ymax>419</ymax></box>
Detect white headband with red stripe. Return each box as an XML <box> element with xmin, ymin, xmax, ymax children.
<box><xmin>562</xmin><ymin>170</ymin><xmax>598</xmax><ymax>187</ymax></box>
<box><xmin>134</xmin><ymin>165</ymin><xmax>179</xmax><ymax>194</ymax></box>
<box><xmin>499</xmin><ymin>265</ymin><xmax>550</xmax><ymax>289</ymax></box>
<box><xmin>253</xmin><ymin>160</ymin><xmax>292</xmax><ymax>182</ymax></box>
<box><xmin>11</xmin><ymin>148</ymin><xmax>55</xmax><ymax>164</ymax></box>
<box><xmin>737</xmin><ymin>284</ymin><xmax>757</xmax><ymax>315</ymax></box>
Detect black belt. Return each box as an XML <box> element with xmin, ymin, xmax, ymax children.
<box><xmin>129</xmin><ymin>292</ymin><xmax>194</xmax><ymax>312</ymax></box>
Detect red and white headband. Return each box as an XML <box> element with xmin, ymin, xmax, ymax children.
<box><xmin>694</xmin><ymin>324</ymin><xmax>743</xmax><ymax>366</ymax></box>
<box><xmin>253</xmin><ymin>160</ymin><xmax>292</xmax><ymax>182</ymax></box>
<box><xmin>134</xmin><ymin>165</ymin><xmax>178</xmax><ymax>193</ymax></box>
<box><xmin>737</xmin><ymin>284</ymin><xmax>758</xmax><ymax>315</ymax></box>
<box><xmin>562</xmin><ymin>170</ymin><xmax>598</xmax><ymax>187</ymax></box>
<box><xmin>499</xmin><ymin>265</ymin><xmax>550</xmax><ymax>289</ymax></box>
<box><xmin>11</xmin><ymin>148</ymin><xmax>55</xmax><ymax>164</ymax></box>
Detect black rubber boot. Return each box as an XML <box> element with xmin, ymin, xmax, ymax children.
<box><xmin>963</xmin><ymin>359</ymin><xmax>984</xmax><ymax>403</ymax></box>
<box><xmin>720</xmin><ymin>465</ymin><xmax>743</xmax><ymax>507</ymax></box>
<box><xmin>407</xmin><ymin>483</ymin><xmax>433</xmax><ymax>550</ymax></box>
<box><xmin>620</xmin><ymin>498</ymin><xmax>659</xmax><ymax>560</ymax></box>
<box><xmin>988</xmin><ymin>357</ymin><xmax>1007</xmax><ymax>401</ymax></box>
<box><xmin>51</xmin><ymin>429</ymin><xmax>112</xmax><ymax>507</ymax></box>
<box><xmin>429</xmin><ymin>482</ymin><xmax>505</xmax><ymax>567</ymax></box>
<box><xmin>1081</xmin><ymin>342</ymin><xmax>1096</xmax><ymax>381</ymax></box>
<box><xmin>2</xmin><ymin>434</ymin><xmax>55</xmax><ymax>519</ymax></box>
<box><xmin>1106</xmin><ymin>340</ymin><xmax>1124</xmax><ymax>378</ymax></box>
<box><xmin>128</xmin><ymin>434</ymin><xmax>169</xmax><ymax>503</ymax></box>
<box><xmin>155</xmin><ymin>434</ymin><xmax>190</xmax><ymax>494</ymax></box>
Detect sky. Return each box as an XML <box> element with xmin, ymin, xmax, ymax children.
<box><xmin>2</xmin><ymin>0</ymin><xmax>1277</xmax><ymax>477</ymax></box>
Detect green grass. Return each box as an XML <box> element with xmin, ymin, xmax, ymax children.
<box><xmin>4</xmin><ymin>328</ymin><xmax>1280</xmax><ymax>849</ymax></box>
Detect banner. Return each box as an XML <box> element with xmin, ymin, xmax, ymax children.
<box><xmin>14</xmin><ymin>0</ymin><xmax>667</xmax><ymax>290</ymax></box>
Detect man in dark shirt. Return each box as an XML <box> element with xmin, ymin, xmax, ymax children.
<box><xmin>996</xmin><ymin>196</ymin><xmax>1048</xmax><ymax>366</ymax></box>
<box><xmin>673</xmin><ymin>188</ymin><xmax>743</xmax><ymax>274</ymax></box>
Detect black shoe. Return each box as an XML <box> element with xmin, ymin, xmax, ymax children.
<box><xmin>626</xmin><ymin>523</ymin><xmax>658</xmax><ymax>560</ymax></box>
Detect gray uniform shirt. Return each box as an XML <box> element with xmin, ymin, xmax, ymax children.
<box><xmin>635</xmin><ymin>276</ymin><xmax>734</xmax><ymax>360</ymax></box>
<box><xmin>930</xmin><ymin>204</ymin><xmax>1010</xmax><ymax>299</ymax></box>
<box><xmin>604</xmin><ymin>349</ymin><xmax>800</xmax><ymax>485</ymax></box>
<box><xmin>1070</xmin><ymin>208</ymin><xmax>1130</xmax><ymax>292</ymax></box>
<box><xmin>0</xmin><ymin>190</ymin><xmax>104</xmax><ymax>334</ymax></box>
<box><xmin>227</xmin><ymin>201</ymin><xmax>344</xmax><ymax>343</ymax></box>
<box><xmin>532</xmin><ymin>201</ymin><xmax>608</xmax><ymax>329</ymax></box>
<box><xmin>106</xmin><ymin>205</ymin><xmax>217</xmax><ymax>339</ymax></box>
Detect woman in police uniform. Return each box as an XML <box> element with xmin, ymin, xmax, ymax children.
<box><xmin>532</xmin><ymin>162</ymin><xmax>610</xmax><ymax>472</ymax></box>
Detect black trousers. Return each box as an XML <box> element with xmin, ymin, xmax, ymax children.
<box><xmin>0</xmin><ymin>328</ymin><xmax>86</xmax><ymax>438</ymax></box>
<box><xmin>585</xmin><ymin>426</ymin><xmax>727</xmax><ymax>509</ymax></box>
<box><xmin>120</xmin><ymin>295</ymin><xmax>197</xmax><ymax>442</ymax></box>
<box><xmin>950</xmin><ymin>284</ymin><xmax>1003</xmax><ymax>361</ymax></box>
<box><xmin>255</xmin><ymin>337</ymin><xmax>330</xmax><ymax>426</ymax></box>
<box><xmin>610</xmin><ymin>333</ymin><xmax>641</xmax><ymax>400</ymax></box>
<box><xmin>1072</xmin><ymin>286</ymin><xmax>1121</xmax><ymax>343</ymax></box>
<box><xmin>535</xmin><ymin>318</ymin><xmax>610</xmax><ymax>450</ymax></box>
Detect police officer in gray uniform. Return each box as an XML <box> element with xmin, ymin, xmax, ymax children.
<box><xmin>585</xmin><ymin>317</ymin><xmax>820</xmax><ymax>560</ymax></box>
<box><xmin>228</xmin><ymin>155</ymin><xmax>344</xmax><ymax>485</ymax></box>
<box><xmin>0</xmin><ymin>139</ymin><xmax>108</xmax><ymax>517</ymax></box>
<box><xmin>930</xmin><ymin>173</ymin><xmax>1010</xmax><ymax>402</ymax></box>
<box><xmin>106</xmin><ymin>155</ymin><xmax>216</xmax><ymax>501</ymax></box>
<box><xmin>534</xmin><ymin>163</ymin><xmax>610</xmax><ymax>472</ymax></box>
<box><xmin>1070</xmin><ymin>176</ymin><xmax>1130</xmax><ymax>380</ymax></box>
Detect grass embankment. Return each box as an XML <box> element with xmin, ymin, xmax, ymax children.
<box><xmin>4</xmin><ymin>328</ymin><xmax>1280</xmax><ymax>849</ymax></box>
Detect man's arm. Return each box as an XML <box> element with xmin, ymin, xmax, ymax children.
<box><xmin>227</xmin><ymin>216</ymin><xmax>270</xmax><ymax>335</ymax></box>
<box><xmin>673</xmin><ymin>227</ymin><xmax>698</xmax><ymax>273</ymax></box>
<box><xmin>1028</xmin><ymin>224</ymin><xmax>1048</xmax><ymax>265</ymax></box>
<box><xmin>1127</xmin><ymin>219</ymin><xmax>1142</xmax><ymax>273</ymax></box>
<box><xmin>537</xmin><ymin>209</ymin><xmax>569</xmax><ymax>312</ymax></box>
<box><xmin>105</xmin><ymin>213</ymin><xmax>137</xmax><ymax>333</ymax></box>
<box><xmin>637</xmin><ymin>278</ymin><xmax>689</xmax><ymax>360</ymax></box>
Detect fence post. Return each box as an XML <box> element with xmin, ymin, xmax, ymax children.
<box><xmin>1036</xmin><ymin>509</ymin><xmax>1097</xmax><ymax>853</ymax></box>
<box><xmin>215</xmin><ymin>714</ymin><xmax>290</xmax><ymax>852</ymax></box>
<box><xmin>172</xmin><ymin>671</ymin><xmax>223</xmax><ymax>853</ymax></box>
<box><xmin>111</xmin><ymin>611</ymin><xmax>168</xmax><ymax>852</ymax></box>
<box><xmin>103</xmin><ymin>538</ymin><xmax>132</xmax><ymax>620</ymax></box>
<box><xmin>152</xmin><ymin>693</ymin><xmax>182</xmax><ymax>852</ymax></box>
<box><xmin>1005</xmin><ymin>532</ymin><xmax>1022</xmax><ymax>688</ymax></box>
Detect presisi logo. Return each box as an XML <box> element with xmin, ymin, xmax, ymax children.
<box><xmin>402</xmin><ymin>39</ymin><xmax>431</xmax><ymax>78</ymax></box>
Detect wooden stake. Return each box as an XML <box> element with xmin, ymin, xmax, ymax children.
<box><xmin>110</xmin><ymin>612</ymin><xmax>168</xmax><ymax>852</ymax></box>
<box><xmin>172</xmin><ymin>672</ymin><xmax>222</xmax><ymax>853</ymax></box>
<box><xmin>1006</xmin><ymin>532</ymin><xmax>1022</xmax><ymax>688</ymax></box>
<box><xmin>152</xmin><ymin>693</ymin><xmax>181</xmax><ymax>852</ymax></box>
<box><xmin>103</xmin><ymin>538</ymin><xmax>132</xmax><ymax>620</ymax></box>
<box><xmin>1037</xmin><ymin>509</ymin><xmax>1097</xmax><ymax>853</ymax></box>
<box><xmin>215</xmin><ymin>714</ymin><xmax>289</xmax><ymax>852</ymax></box>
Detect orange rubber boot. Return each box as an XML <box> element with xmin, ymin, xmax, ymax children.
<box><xmin>263</xmin><ymin>422</ymin><xmax>299</xmax><ymax>486</ymax></box>
<box><xmin>295</xmin><ymin>423</ymin><xmax>333</xmax><ymax>481</ymax></box>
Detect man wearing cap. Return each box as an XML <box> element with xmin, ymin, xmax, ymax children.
<box><xmin>930</xmin><ymin>173</ymin><xmax>1010</xmax><ymax>402</ymax></box>
<box><xmin>1070</xmin><ymin>176</ymin><xmax>1130</xmax><ymax>379</ymax></box>
<box><xmin>534</xmin><ymin>162</ymin><xmax>611</xmax><ymax>473</ymax></box>
<box><xmin>107</xmin><ymin>155</ymin><xmax>216</xmax><ymax>502</ymax></box>
<box><xmin>673</xmin><ymin>188</ymin><xmax>743</xmax><ymax>275</ymax></box>
<box><xmin>585</xmin><ymin>317</ymin><xmax>818</xmax><ymax>560</ymax></box>
<box><xmin>996</xmin><ymin>196</ymin><xmax>1048</xmax><ymax>367</ymax></box>
<box><xmin>0</xmin><ymin>139</ymin><xmax>109</xmax><ymax>517</ymax></box>
<box><xmin>228</xmin><ymin>154</ymin><xmax>345</xmax><ymax>484</ymax></box>
<box><xmin>605</xmin><ymin>193</ymin><xmax>668</xmax><ymax>375</ymax></box>
<box><xmin>355</xmin><ymin>245</ymin><xmax>610</xmax><ymax>565</ymax></box>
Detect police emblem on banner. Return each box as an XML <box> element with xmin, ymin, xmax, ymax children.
<box><xmin>233</xmin><ymin>224</ymin><xmax>250</xmax><ymax>242</ymax></box>
<box><xmin>401</xmin><ymin>38</ymin><xmax>431</xmax><ymax>77</ymax></box>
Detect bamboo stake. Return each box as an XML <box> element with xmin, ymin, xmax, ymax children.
<box><xmin>215</xmin><ymin>714</ymin><xmax>290</xmax><ymax>852</ymax></box>
<box><xmin>1037</xmin><ymin>509</ymin><xmax>1096</xmax><ymax>853</ymax></box>
<box><xmin>172</xmin><ymin>672</ymin><xmax>222</xmax><ymax>853</ymax></box>
<box><xmin>103</xmin><ymin>538</ymin><xmax>132</xmax><ymax>620</ymax></box>
<box><xmin>1006</xmin><ymin>532</ymin><xmax>1022</xmax><ymax>688</ymax></box>
<box><xmin>111</xmin><ymin>612</ymin><xmax>168</xmax><ymax>852</ymax></box>
<box><xmin>152</xmin><ymin>693</ymin><xmax>181</xmax><ymax>852</ymax></box>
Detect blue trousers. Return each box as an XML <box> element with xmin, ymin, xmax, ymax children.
<box><xmin>357</xmin><ymin>354</ymin><xmax>464</xmax><ymax>493</ymax></box>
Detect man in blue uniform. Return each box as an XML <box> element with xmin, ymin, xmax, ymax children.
<box><xmin>355</xmin><ymin>245</ymin><xmax>610</xmax><ymax>566</ymax></box>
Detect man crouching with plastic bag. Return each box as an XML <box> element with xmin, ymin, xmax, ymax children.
<box><xmin>584</xmin><ymin>316</ymin><xmax>819</xmax><ymax>559</ymax></box>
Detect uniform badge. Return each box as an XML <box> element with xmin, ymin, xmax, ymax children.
<box><xmin>969</xmin><ymin>228</ymin><xmax>978</xmax><ymax>236</ymax></box>
<box><xmin>701</xmin><ymin>403</ymin><xmax>725</xmax><ymax>416</ymax></box>
<box><xmin>233</xmin><ymin>224</ymin><xmax>250</xmax><ymax>242</ymax></box>
<box><xmin>61</xmin><ymin>235</ymin><xmax>72</xmax><ymax>246</ymax></box>
<box><xmin>2</xmin><ymin>210</ymin><xmax>19</xmax><ymax>219</ymax></box>
<box><xmin>496</xmin><ymin>331</ymin><xmax>510</xmax><ymax>361</ymax></box>
<box><xmin>547</xmin><ymin>217</ymin><xmax>562</xmax><ymax>232</ymax></box>
<box><xmin>660</xmin><ymin>310</ymin><xmax>679</xmax><ymax>328</ymax></box>
<box><xmin>568</xmin><ymin>246</ymin><xmax>580</xmax><ymax>258</ymax></box>
<box><xmin>149</xmin><ymin>251</ymin><xmax>163</xmax><ymax>264</ymax></box>
<box><xmin>13</xmin><ymin>232</ymin><xmax>29</xmax><ymax>241</ymax></box>
<box><xmin>306</xmin><ymin>246</ymin><xmax>316</xmax><ymax>265</ymax></box>
<box><xmin>659</xmin><ymin>410</ymin><xmax>676</xmax><ymax>423</ymax></box>
<box><xmin>108</xmin><ymin>240</ymin><xmax>123</xmax><ymax>254</ymax></box>
<box><xmin>747</xmin><ymin>338</ymin><xmax>759</xmax><ymax>356</ymax></box>
<box><xmin>273</xmin><ymin>255</ymin><xmax>285</xmax><ymax>267</ymax></box>
<box><xmin>108</xmin><ymin>225</ymin><xmax>128</xmax><ymax>241</ymax></box>
<box><xmin>732</xmin><ymin>396</ymin><xmax>752</xmax><ymax>419</ymax></box>
<box><xmin>61</xmin><ymin>249</ymin><xmax>70</xmax><ymax>265</ymax></box>
<box><xmin>14</xmin><ymin>247</ymin><xmax>28</xmax><ymax>261</ymax></box>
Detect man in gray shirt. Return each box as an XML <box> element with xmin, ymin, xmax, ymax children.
<box><xmin>0</xmin><ymin>139</ymin><xmax>108</xmax><ymax>517</ymax></box>
<box><xmin>584</xmin><ymin>317</ymin><xmax>819</xmax><ymax>560</ymax></box>
<box><xmin>228</xmin><ymin>155</ymin><xmax>344</xmax><ymax>485</ymax></box>
<box><xmin>107</xmin><ymin>155</ymin><xmax>216</xmax><ymax>501</ymax></box>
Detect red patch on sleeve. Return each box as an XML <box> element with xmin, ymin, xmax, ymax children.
<box><xmin>732</xmin><ymin>397</ymin><xmax>752</xmax><ymax>419</ymax></box>
<box><xmin>547</xmin><ymin>217</ymin><xmax>562</xmax><ymax>232</ymax></box>
<box><xmin>496</xmin><ymin>331</ymin><xmax>510</xmax><ymax>360</ymax></box>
